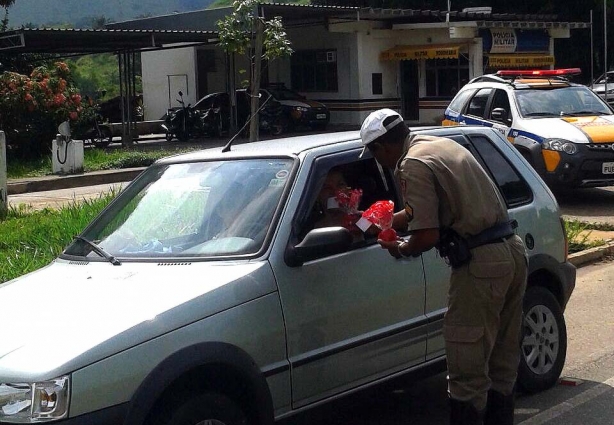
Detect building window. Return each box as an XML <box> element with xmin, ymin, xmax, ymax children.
<box><xmin>372</xmin><ymin>73</ymin><xmax>383</xmax><ymax>95</ymax></box>
<box><xmin>425</xmin><ymin>56</ymin><xmax>469</xmax><ymax>98</ymax></box>
<box><xmin>291</xmin><ymin>49</ymin><xmax>338</xmax><ymax>92</ymax></box>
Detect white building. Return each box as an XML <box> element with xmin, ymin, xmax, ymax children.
<box><xmin>108</xmin><ymin>4</ymin><xmax>589</xmax><ymax>126</ymax></box>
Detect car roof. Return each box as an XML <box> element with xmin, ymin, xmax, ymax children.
<box><xmin>467</xmin><ymin>74</ymin><xmax>580</xmax><ymax>90</ymax></box>
<box><xmin>155</xmin><ymin>131</ymin><xmax>363</xmax><ymax>164</ymax></box>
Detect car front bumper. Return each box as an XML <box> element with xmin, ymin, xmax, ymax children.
<box><xmin>12</xmin><ymin>403</ymin><xmax>131</xmax><ymax>425</ymax></box>
<box><xmin>542</xmin><ymin>142</ymin><xmax>614</xmax><ymax>188</ymax></box>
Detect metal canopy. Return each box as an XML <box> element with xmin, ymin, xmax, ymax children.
<box><xmin>0</xmin><ymin>27</ymin><xmax>219</xmax><ymax>54</ymax></box>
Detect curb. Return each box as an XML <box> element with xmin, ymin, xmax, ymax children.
<box><xmin>569</xmin><ymin>240</ymin><xmax>614</xmax><ymax>268</ymax></box>
<box><xmin>7</xmin><ymin>167</ymin><xmax>146</xmax><ymax>195</ymax></box>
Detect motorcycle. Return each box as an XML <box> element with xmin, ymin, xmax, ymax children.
<box><xmin>162</xmin><ymin>91</ymin><xmax>223</xmax><ymax>142</ymax></box>
<box><xmin>240</xmin><ymin>92</ymin><xmax>287</xmax><ymax>137</ymax></box>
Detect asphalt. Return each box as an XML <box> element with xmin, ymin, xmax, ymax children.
<box><xmin>4</xmin><ymin>133</ymin><xmax>614</xmax><ymax>269</ymax></box>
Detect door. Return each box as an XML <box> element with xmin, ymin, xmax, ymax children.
<box><xmin>272</xmin><ymin>152</ymin><xmax>427</xmax><ymax>408</ymax></box>
<box><xmin>168</xmin><ymin>74</ymin><xmax>188</xmax><ymax>109</ymax></box>
<box><xmin>486</xmin><ymin>89</ymin><xmax>513</xmax><ymax>140</ymax></box>
<box><xmin>401</xmin><ymin>60</ymin><xmax>419</xmax><ymax>120</ymax></box>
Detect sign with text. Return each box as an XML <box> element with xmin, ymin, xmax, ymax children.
<box><xmin>490</xmin><ymin>29</ymin><xmax>517</xmax><ymax>53</ymax></box>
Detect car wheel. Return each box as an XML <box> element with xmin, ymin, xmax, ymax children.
<box><xmin>149</xmin><ymin>392</ymin><xmax>249</xmax><ymax>425</ymax></box>
<box><xmin>517</xmin><ymin>286</ymin><xmax>567</xmax><ymax>394</ymax></box>
<box><xmin>212</xmin><ymin>114</ymin><xmax>223</xmax><ymax>138</ymax></box>
<box><xmin>165</xmin><ymin>132</ymin><xmax>174</xmax><ymax>142</ymax></box>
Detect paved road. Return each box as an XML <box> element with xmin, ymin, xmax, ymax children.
<box><xmin>556</xmin><ymin>186</ymin><xmax>614</xmax><ymax>225</ymax></box>
<box><xmin>8</xmin><ymin>182</ymin><xmax>127</xmax><ymax>211</ymax></box>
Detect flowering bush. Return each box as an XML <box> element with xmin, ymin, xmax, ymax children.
<box><xmin>0</xmin><ymin>61</ymin><xmax>95</xmax><ymax>158</ymax></box>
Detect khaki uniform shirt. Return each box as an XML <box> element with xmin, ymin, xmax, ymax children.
<box><xmin>395</xmin><ymin>134</ymin><xmax>508</xmax><ymax>238</ymax></box>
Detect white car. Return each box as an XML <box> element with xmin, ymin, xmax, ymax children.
<box><xmin>0</xmin><ymin>127</ymin><xmax>574</xmax><ymax>425</ymax></box>
<box><xmin>444</xmin><ymin>68</ymin><xmax>614</xmax><ymax>188</ymax></box>
<box><xmin>591</xmin><ymin>70</ymin><xmax>614</xmax><ymax>105</ymax></box>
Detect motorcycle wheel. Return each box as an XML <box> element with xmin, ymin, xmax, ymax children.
<box><xmin>92</xmin><ymin>126</ymin><xmax>113</xmax><ymax>148</ymax></box>
<box><xmin>211</xmin><ymin>114</ymin><xmax>223</xmax><ymax>138</ymax></box>
<box><xmin>165</xmin><ymin>132</ymin><xmax>174</xmax><ymax>142</ymax></box>
<box><xmin>176</xmin><ymin>129</ymin><xmax>189</xmax><ymax>142</ymax></box>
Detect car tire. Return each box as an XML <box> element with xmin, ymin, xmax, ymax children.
<box><xmin>149</xmin><ymin>392</ymin><xmax>249</xmax><ymax>425</ymax></box>
<box><xmin>517</xmin><ymin>286</ymin><xmax>567</xmax><ymax>394</ymax></box>
<box><xmin>165</xmin><ymin>132</ymin><xmax>174</xmax><ymax>142</ymax></box>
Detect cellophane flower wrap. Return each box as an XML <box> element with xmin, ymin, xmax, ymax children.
<box><xmin>333</xmin><ymin>188</ymin><xmax>363</xmax><ymax>234</ymax></box>
<box><xmin>357</xmin><ymin>200</ymin><xmax>398</xmax><ymax>241</ymax></box>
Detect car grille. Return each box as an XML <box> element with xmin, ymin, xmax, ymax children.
<box><xmin>586</xmin><ymin>142</ymin><xmax>614</xmax><ymax>151</ymax></box>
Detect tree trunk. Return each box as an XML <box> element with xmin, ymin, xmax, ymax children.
<box><xmin>249</xmin><ymin>19</ymin><xmax>264</xmax><ymax>143</ymax></box>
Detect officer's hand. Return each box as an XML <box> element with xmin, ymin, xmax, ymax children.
<box><xmin>377</xmin><ymin>238</ymin><xmax>402</xmax><ymax>259</ymax></box>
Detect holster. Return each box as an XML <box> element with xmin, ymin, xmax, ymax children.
<box><xmin>437</xmin><ymin>228</ymin><xmax>472</xmax><ymax>269</ymax></box>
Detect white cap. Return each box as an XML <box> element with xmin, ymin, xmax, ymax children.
<box><xmin>359</xmin><ymin>108</ymin><xmax>403</xmax><ymax>158</ymax></box>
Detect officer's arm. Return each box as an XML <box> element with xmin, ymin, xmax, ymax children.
<box><xmin>392</xmin><ymin>210</ymin><xmax>408</xmax><ymax>231</ymax></box>
<box><xmin>378</xmin><ymin>227</ymin><xmax>439</xmax><ymax>259</ymax></box>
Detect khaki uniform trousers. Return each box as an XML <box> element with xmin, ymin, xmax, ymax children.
<box><xmin>443</xmin><ymin>235</ymin><xmax>527</xmax><ymax>411</ymax></box>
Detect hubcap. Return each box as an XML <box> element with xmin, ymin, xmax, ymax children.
<box><xmin>522</xmin><ymin>304</ymin><xmax>559</xmax><ymax>375</ymax></box>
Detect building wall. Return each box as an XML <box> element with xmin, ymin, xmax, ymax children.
<box><xmin>142</xmin><ymin>45</ymin><xmax>197</xmax><ymax>120</ymax></box>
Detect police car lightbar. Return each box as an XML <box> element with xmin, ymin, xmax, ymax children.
<box><xmin>496</xmin><ymin>68</ymin><xmax>582</xmax><ymax>77</ymax></box>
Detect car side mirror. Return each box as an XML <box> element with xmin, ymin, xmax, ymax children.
<box><xmin>286</xmin><ymin>227</ymin><xmax>353</xmax><ymax>267</ymax></box>
<box><xmin>491</xmin><ymin>108</ymin><xmax>511</xmax><ymax>125</ymax></box>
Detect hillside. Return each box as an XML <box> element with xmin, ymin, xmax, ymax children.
<box><xmin>6</xmin><ymin>0</ymin><xmax>216</xmax><ymax>28</ymax></box>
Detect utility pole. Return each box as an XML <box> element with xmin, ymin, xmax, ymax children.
<box><xmin>249</xmin><ymin>18</ymin><xmax>264</xmax><ymax>143</ymax></box>
<box><xmin>0</xmin><ymin>131</ymin><xmax>7</xmax><ymax>214</ymax></box>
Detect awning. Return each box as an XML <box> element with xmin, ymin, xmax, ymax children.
<box><xmin>380</xmin><ymin>44</ymin><xmax>460</xmax><ymax>61</ymax></box>
<box><xmin>487</xmin><ymin>54</ymin><xmax>555</xmax><ymax>68</ymax></box>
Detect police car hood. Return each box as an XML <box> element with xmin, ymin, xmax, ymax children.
<box><xmin>0</xmin><ymin>259</ymin><xmax>274</xmax><ymax>382</ymax></box>
<box><xmin>521</xmin><ymin>115</ymin><xmax>614</xmax><ymax>144</ymax></box>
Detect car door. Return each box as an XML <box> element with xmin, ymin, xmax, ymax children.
<box><xmin>420</xmin><ymin>129</ymin><xmax>535</xmax><ymax>360</ymax></box>
<box><xmin>271</xmin><ymin>151</ymin><xmax>427</xmax><ymax>408</ymax></box>
<box><xmin>462</xmin><ymin>87</ymin><xmax>493</xmax><ymax>126</ymax></box>
<box><xmin>485</xmin><ymin>89</ymin><xmax>514</xmax><ymax>141</ymax></box>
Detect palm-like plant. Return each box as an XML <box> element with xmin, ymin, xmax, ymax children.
<box><xmin>0</xmin><ymin>0</ymin><xmax>16</xmax><ymax>32</ymax></box>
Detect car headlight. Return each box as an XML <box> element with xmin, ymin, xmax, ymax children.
<box><xmin>293</xmin><ymin>106</ymin><xmax>309</xmax><ymax>112</ymax></box>
<box><xmin>542</xmin><ymin>138</ymin><xmax>578</xmax><ymax>155</ymax></box>
<box><xmin>0</xmin><ymin>376</ymin><xmax>69</xmax><ymax>423</ymax></box>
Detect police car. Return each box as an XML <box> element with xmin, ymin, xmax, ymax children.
<box><xmin>443</xmin><ymin>68</ymin><xmax>614</xmax><ymax>188</ymax></box>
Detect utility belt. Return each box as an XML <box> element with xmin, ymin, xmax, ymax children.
<box><xmin>438</xmin><ymin>220</ymin><xmax>517</xmax><ymax>268</ymax></box>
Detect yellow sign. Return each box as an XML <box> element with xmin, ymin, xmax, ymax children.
<box><xmin>488</xmin><ymin>55</ymin><xmax>555</xmax><ymax>68</ymax></box>
<box><xmin>380</xmin><ymin>44</ymin><xmax>460</xmax><ymax>61</ymax></box>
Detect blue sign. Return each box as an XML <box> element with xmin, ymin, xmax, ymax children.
<box><xmin>481</xmin><ymin>29</ymin><xmax>550</xmax><ymax>53</ymax></box>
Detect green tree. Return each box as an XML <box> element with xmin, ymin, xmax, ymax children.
<box><xmin>217</xmin><ymin>0</ymin><xmax>293</xmax><ymax>141</ymax></box>
<box><xmin>0</xmin><ymin>0</ymin><xmax>15</xmax><ymax>31</ymax></box>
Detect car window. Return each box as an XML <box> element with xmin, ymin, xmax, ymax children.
<box><xmin>466</xmin><ymin>88</ymin><xmax>492</xmax><ymax>118</ymax></box>
<box><xmin>469</xmin><ymin>135</ymin><xmax>533</xmax><ymax>207</ymax></box>
<box><xmin>64</xmin><ymin>159</ymin><xmax>295</xmax><ymax>260</ymax></box>
<box><xmin>448</xmin><ymin>88</ymin><xmax>475</xmax><ymax>113</ymax></box>
<box><xmin>296</xmin><ymin>155</ymin><xmax>399</xmax><ymax>250</ymax></box>
<box><xmin>489</xmin><ymin>89</ymin><xmax>511</xmax><ymax>123</ymax></box>
<box><xmin>514</xmin><ymin>86</ymin><xmax>612</xmax><ymax>117</ymax></box>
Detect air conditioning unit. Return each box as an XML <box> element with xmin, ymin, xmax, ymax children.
<box><xmin>326</xmin><ymin>51</ymin><xmax>337</xmax><ymax>63</ymax></box>
<box><xmin>462</xmin><ymin>6</ymin><xmax>492</xmax><ymax>13</ymax></box>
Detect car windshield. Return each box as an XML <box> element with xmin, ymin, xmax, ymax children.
<box><xmin>514</xmin><ymin>86</ymin><xmax>612</xmax><ymax>117</ymax></box>
<box><xmin>595</xmin><ymin>73</ymin><xmax>614</xmax><ymax>85</ymax></box>
<box><xmin>266</xmin><ymin>87</ymin><xmax>305</xmax><ymax>101</ymax></box>
<box><xmin>63</xmin><ymin>158</ymin><xmax>294</xmax><ymax>260</ymax></box>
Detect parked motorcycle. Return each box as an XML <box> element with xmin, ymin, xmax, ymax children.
<box><xmin>162</xmin><ymin>91</ymin><xmax>223</xmax><ymax>142</ymax></box>
<box><xmin>73</xmin><ymin>101</ymin><xmax>113</xmax><ymax>148</ymax></box>
<box><xmin>239</xmin><ymin>91</ymin><xmax>287</xmax><ymax>137</ymax></box>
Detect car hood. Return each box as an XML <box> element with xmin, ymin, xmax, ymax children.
<box><xmin>520</xmin><ymin>115</ymin><xmax>614</xmax><ymax>144</ymax></box>
<box><xmin>0</xmin><ymin>259</ymin><xmax>276</xmax><ymax>382</ymax></box>
<box><xmin>279</xmin><ymin>99</ymin><xmax>326</xmax><ymax>108</ymax></box>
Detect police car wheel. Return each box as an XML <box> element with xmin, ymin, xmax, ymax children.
<box><xmin>517</xmin><ymin>286</ymin><xmax>567</xmax><ymax>394</ymax></box>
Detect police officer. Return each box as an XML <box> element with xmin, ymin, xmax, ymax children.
<box><xmin>359</xmin><ymin>109</ymin><xmax>527</xmax><ymax>425</ymax></box>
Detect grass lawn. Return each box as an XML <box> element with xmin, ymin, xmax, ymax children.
<box><xmin>7</xmin><ymin>145</ymin><xmax>202</xmax><ymax>179</ymax></box>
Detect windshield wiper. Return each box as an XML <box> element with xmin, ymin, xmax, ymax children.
<box><xmin>74</xmin><ymin>236</ymin><xmax>121</xmax><ymax>265</ymax></box>
<box><xmin>560</xmin><ymin>111</ymin><xmax>606</xmax><ymax>116</ymax></box>
<box><xmin>523</xmin><ymin>112</ymin><xmax>558</xmax><ymax>117</ymax></box>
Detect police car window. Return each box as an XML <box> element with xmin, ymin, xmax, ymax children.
<box><xmin>469</xmin><ymin>136</ymin><xmax>533</xmax><ymax>207</ymax></box>
<box><xmin>466</xmin><ymin>88</ymin><xmax>492</xmax><ymax>118</ymax></box>
<box><xmin>448</xmin><ymin>89</ymin><xmax>475</xmax><ymax>113</ymax></box>
<box><xmin>489</xmin><ymin>90</ymin><xmax>511</xmax><ymax>123</ymax></box>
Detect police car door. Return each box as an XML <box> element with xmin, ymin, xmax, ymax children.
<box><xmin>273</xmin><ymin>152</ymin><xmax>427</xmax><ymax>409</ymax></box>
<box><xmin>486</xmin><ymin>89</ymin><xmax>514</xmax><ymax>141</ymax></box>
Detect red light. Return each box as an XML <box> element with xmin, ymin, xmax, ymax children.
<box><xmin>496</xmin><ymin>68</ymin><xmax>582</xmax><ymax>77</ymax></box>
